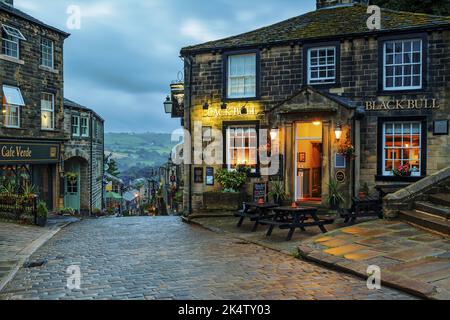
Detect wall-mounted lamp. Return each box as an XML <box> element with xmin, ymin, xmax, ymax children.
<box><xmin>163</xmin><ymin>95</ymin><xmax>173</xmax><ymax>114</ymax></box>
<box><xmin>203</xmin><ymin>102</ymin><xmax>209</xmax><ymax>110</ymax></box>
<box><xmin>221</xmin><ymin>102</ymin><xmax>227</xmax><ymax>110</ymax></box>
<box><xmin>270</xmin><ymin>127</ymin><xmax>278</xmax><ymax>140</ymax></box>
<box><xmin>335</xmin><ymin>123</ymin><xmax>343</xmax><ymax>141</ymax></box>
<box><xmin>313</xmin><ymin>121</ymin><xmax>321</xmax><ymax>127</ymax></box>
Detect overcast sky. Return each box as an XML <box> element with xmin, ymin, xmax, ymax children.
<box><xmin>15</xmin><ymin>0</ymin><xmax>315</xmax><ymax>133</ymax></box>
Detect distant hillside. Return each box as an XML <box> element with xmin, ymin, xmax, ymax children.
<box><xmin>105</xmin><ymin>132</ymin><xmax>176</xmax><ymax>173</ymax></box>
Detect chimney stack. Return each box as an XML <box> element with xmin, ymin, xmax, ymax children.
<box><xmin>2</xmin><ymin>0</ymin><xmax>13</xmax><ymax>7</ymax></box>
<box><xmin>316</xmin><ymin>0</ymin><xmax>368</xmax><ymax>10</ymax></box>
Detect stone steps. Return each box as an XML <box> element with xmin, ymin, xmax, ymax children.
<box><xmin>415</xmin><ymin>201</ymin><xmax>450</xmax><ymax>220</ymax></box>
<box><xmin>399</xmin><ymin>210</ymin><xmax>450</xmax><ymax>236</ymax></box>
<box><xmin>429</xmin><ymin>193</ymin><xmax>450</xmax><ymax>207</ymax></box>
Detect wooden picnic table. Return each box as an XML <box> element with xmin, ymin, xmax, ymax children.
<box><xmin>235</xmin><ymin>202</ymin><xmax>279</xmax><ymax>232</ymax></box>
<box><xmin>260</xmin><ymin>206</ymin><xmax>334</xmax><ymax>241</ymax></box>
<box><xmin>340</xmin><ymin>196</ymin><xmax>383</xmax><ymax>223</ymax></box>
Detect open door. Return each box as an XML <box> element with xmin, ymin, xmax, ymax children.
<box><xmin>295</xmin><ymin>122</ymin><xmax>323</xmax><ymax>202</ymax></box>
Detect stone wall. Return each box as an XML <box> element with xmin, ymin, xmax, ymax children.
<box><xmin>0</xmin><ymin>9</ymin><xmax>67</xmax><ymax>140</ymax></box>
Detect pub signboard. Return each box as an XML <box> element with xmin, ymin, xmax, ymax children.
<box><xmin>0</xmin><ymin>141</ymin><xmax>61</xmax><ymax>164</ymax></box>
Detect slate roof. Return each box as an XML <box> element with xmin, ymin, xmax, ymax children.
<box><xmin>181</xmin><ymin>3</ymin><xmax>450</xmax><ymax>54</ymax></box>
<box><xmin>0</xmin><ymin>2</ymin><xmax>70</xmax><ymax>37</ymax></box>
<box><xmin>64</xmin><ymin>98</ymin><xmax>104</xmax><ymax>122</ymax></box>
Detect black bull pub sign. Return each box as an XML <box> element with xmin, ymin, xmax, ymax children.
<box><xmin>0</xmin><ymin>141</ymin><xmax>61</xmax><ymax>164</ymax></box>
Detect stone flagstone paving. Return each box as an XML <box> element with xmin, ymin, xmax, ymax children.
<box><xmin>0</xmin><ymin>217</ymin><xmax>414</xmax><ymax>300</ymax></box>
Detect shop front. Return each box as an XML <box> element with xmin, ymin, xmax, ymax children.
<box><xmin>0</xmin><ymin>140</ymin><xmax>62</xmax><ymax>211</ymax></box>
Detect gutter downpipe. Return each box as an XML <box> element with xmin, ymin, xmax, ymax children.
<box><xmin>183</xmin><ymin>54</ymin><xmax>194</xmax><ymax>216</ymax></box>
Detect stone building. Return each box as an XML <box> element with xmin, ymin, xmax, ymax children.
<box><xmin>0</xmin><ymin>0</ymin><xmax>69</xmax><ymax>211</ymax></box>
<box><xmin>176</xmin><ymin>0</ymin><xmax>450</xmax><ymax>215</ymax></box>
<box><xmin>63</xmin><ymin>98</ymin><xmax>104</xmax><ymax>215</ymax></box>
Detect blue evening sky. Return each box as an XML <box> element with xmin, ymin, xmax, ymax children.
<box><xmin>15</xmin><ymin>0</ymin><xmax>316</xmax><ymax>133</ymax></box>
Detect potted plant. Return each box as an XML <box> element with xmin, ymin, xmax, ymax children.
<box><xmin>269</xmin><ymin>180</ymin><xmax>288</xmax><ymax>205</ymax></box>
<box><xmin>393</xmin><ymin>164</ymin><xmax>412</xmax><ymax>177</ymax></box>
<box><xmin>359</xmin><ymin>182</ymin><xmax>370</xmax><ymax>200</ymax></box>
<box><xmin>36</xmin><ymin>201</ymin><xmax>48</xmax><ymax>227</ymax></box>
<box><xmin>215</xmin><ymin>169</ymin><xmax>247</xmax><ymax>193</ymax></box>
<box><xmin>327</xmin><ymin>179</ymin><xmax>345</xmax><ymax>210</ymax></box>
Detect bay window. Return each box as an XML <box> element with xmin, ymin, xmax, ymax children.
<box><xmin>226</xmin><ymin>53</ymin><xmax>257</xmax><ymax>99</ymax></box>
<box><xmin>225</xmin><ymin>124</ymin><xmax>258</xmax><ymax>174</ymax></box>
<box><xmin>382</xmin><ymin>122</ymin><xmax>422</xmax><ymax>177</ymax></box>
<box><xmin>383</xmin><ymin>39</ymin><xmax>423</xmax><ymax>90</ymax></box>
<box><xmin>41</xmin><ymin>93</ymin><xmax>55</xmax><ymax>130</ymax></box>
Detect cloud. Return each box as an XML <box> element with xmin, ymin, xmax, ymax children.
<box><xmin>180</xmin><ymin>19</ymin><xmax>220</xmax><ymax>43</ymax></box>
<box><xmin>13</xmin><ymin>0</ymin><xmax>315</xmax><ymax>133</ymax></box>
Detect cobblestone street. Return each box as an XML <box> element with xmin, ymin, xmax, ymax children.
<box><xmin>0</xmin><ymin>217</ymin><xmax>415</xmax><ymax>300</ymax></box>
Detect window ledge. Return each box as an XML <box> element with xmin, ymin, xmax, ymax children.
<box><xmin>375</xmin><ymin>175</ymin><xmax>424</xmax><ymax>183</ymax></box>
<box><xmin>3</xmin><ymin>126</ymin><xmax>22</xmax><ymax>130</ymax></box>
<box><xmin>0</xmin><ymin>54</ymin><xmax>24</xmax><ymax>65</ymax></box>
<box><xmin>39</xmin><ymin>65</ymin><xmax>59</xmax><ymax>74</ymax></box>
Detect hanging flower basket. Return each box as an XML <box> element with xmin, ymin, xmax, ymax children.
<box><xmin>339</xmin><ymin>143</ymin><xmax>357</xmax><ymax>160</ymax></box>
<box><xmin>65</xmin><ymin>172</ymin><xmax>79</xmax><ymax>185</ymax></box>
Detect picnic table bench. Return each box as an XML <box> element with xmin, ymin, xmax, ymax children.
<box><xmin>235</xmin><ymin>202</ymin><xmax>279</xmax><ymax>232</ymax></box>
<box><xmin>340</xmin><ymin>196</ymin><xmax>383</xmax><ymax>223</ymax></box>
<box><xmin>260</xmin><ymin>206</ymin><xmax>334</xmax><ymax>241</ymax></box>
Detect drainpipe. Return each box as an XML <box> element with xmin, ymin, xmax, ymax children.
<box><xmin>183</xmin><ymin>55</ymin><xmax>194</xmax><ymax>216</ymax></box>
<box><xmin>90</xmin><ymin>114</ymin><xmax>93</xmax><ymax>216</ymax></box>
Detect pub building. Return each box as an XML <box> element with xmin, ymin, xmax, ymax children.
<box><xmin>173</xmin><ymin>0</ymin><xmax>450</xmax><ymax>213</ymax></box>
<box><xmin>0</xmin><ymin>0</ymin><xmax>70</xmax><ymax>211</ymax></box>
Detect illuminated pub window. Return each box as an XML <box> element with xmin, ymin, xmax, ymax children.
<box><xmin>226</xmin><ymin>125</ymin><xmax>258</xmax><ymax>174</ymax></box>
<box><xmin>383</xmin><ymin>122</ymin><xmax>421</xmax><ymax>177</ymax></box>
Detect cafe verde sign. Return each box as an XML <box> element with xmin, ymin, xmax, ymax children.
<box><xmin>0</xmin><ymin>141</ymin><xmax>60</xmax><ymax>164</ymax></box>
<box><xmin>365</xmin><ymin>99</ymin><xmax>440</xmax><ymax>111</ymax></box>
<box><xmin>203</xmin><ymin>106</ymin><xmax>258</xmax><ymax>118</ymax></box>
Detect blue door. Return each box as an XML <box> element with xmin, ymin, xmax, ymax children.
<box><xmin>64</xmin><ymin>162</ymin><xmax>80</xmax><ymax>212</ymax></box>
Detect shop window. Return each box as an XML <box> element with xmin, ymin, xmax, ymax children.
<box><xmin>41</xmin><ymin>93</ymin><xmax>55</xmax><ymax>130</ymax></box>
<box><xmin>225</xmin><ymin>124</ymin><xmax>258</xmax><ymax>174</ymax></box>
<box><xmin>81</xmin><ymin>117</ymin><xmax>89</xmax><ymax>137</ymax></box>
<box><xmin>226</xmin><ymin>53</ymin><xmax>257</xmax><ymax>99</ymax></box>
<box><xmin>41</xmin><ymin>38</ymin><xmax>54</xmax><ymax>69</ymax></box>
<box><xmin>382</xmin><ymin>122</ymin><xmax>422</xmax><ymax>177</ymax></box>
<box><xmin>307</xmin><ymin>47</ymin><xmax>336</xmax><ymax>85</ymax></box>
<box><xmin>71</xmin><ymin>115</ymin><xmax>80</xmax><ymax>136</ymax></box>
<box><xmin>383</xmin><ymin>39</ymin><xmax>422</xmax><ymax>90</ymax></box>
<box><xmin>1</xmin><ymin>25</ymin><xmax>26</xmax><ymax>59</ymax></box>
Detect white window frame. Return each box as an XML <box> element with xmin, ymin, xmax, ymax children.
<box><xmin>383</xmin><ymin>39</ymin><xmax>423</xmax><ymax>91</ymax></box>
<box><xmin>2</xmin><ymin>25</ymin><xmax>26</xmax><ymax>40</ymax></box>
<box><xmin>307</xmin><ymin>46</ymin><xmax>336</xmax><ymax>85</ymax></box>
<box><xmin>226</xmin><ymin>125</ymin><xmax>258</xmax><ymax>174</ymax></box>
<box><xmin>4</xmin><ymin>104</ymin><xmax>20</xmax><ymax>128</ymax></box>
<box><xmin>41</xmin><ymin>38</ymin><xmax>54</xmax><ymax>69</ymax></box>
<box><xmin>2</xmin><ymin>33</ymin><xmax>19</xmax><ymax>59</ymax></box>
<box><xmin>382</xmin><ymin>122</ymin><xmax>422</xmax><ymax>177</ymax></box>
<box><xmin>72</xmin><ymin>115</ymin><xmax>80</xmax><ymax>137</ymax></box>
<box><xmin>80</xmin><ymin>116</ymin><xmax>89</xmax><ymax>137</ymax></box>
<box><xmin>41</xmin><ymin>93</ymin><xmax>55</xmax><ymax>130</ymax></box>
<box><xmin>227</xmin><ymin>53</ymin><xmax>257</xmax><ymax>99</ymax></box>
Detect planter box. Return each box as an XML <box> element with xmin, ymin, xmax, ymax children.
<box><xmin>203</xmin><ymin>192</ymin><xmax>246</xmax><ymax>211</ymax></box>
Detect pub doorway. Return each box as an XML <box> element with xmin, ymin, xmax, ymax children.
<box><xmin>295</xmin><ymin>122</ymin><xmax>323</xmax><ymax>202</ymax></box>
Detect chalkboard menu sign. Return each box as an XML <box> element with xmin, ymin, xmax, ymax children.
<box><xmin>253</xmin><ymin>182</ymin><xmax>268</xmax><ymax>202</ymax></box>
<box><xmin>194</xmin><ymin>167</ymin><xmax>203</xmax><ymax>183</ymax></box>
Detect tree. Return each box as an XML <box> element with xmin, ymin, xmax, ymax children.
<box><xmin>371</xmin><ymin>0</ymin><xmax>450</xmax><ymax>16</ymax></box>
<box><xmin>107</xmin><ymin>158</ymin><xmax>120</xmax><ymax>177</ymax></box>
